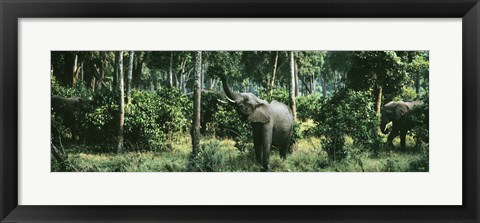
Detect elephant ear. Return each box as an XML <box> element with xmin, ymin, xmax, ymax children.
<box><xmin>247</xmin><ymin>103</ymin><xmax>270</xmax><ymax>124</ymax></box>
<box><xmin>395</xmin><ymin>103</ymin><xmax>410</xmax><ymax>120</ymax></box>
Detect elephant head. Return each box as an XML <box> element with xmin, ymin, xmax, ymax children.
<box><xmin>220</xmin><ymin>75</ymin><xmax>270</xmax><ymax>124</ymax></box>
<box><xmin>380</xmin><ymin>101</ymin><xmax>410</xmax><ymax>134</ymax></box>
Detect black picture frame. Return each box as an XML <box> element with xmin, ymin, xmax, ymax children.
<box><xmin>1</xmin><ymin>0</ymin><xmax>479</xmax><ymax>222</ymax></box>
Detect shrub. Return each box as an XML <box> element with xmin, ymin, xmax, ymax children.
<box><xmin>200</xmin><ymin>91</ymin><xmax>252</xmax><ymax>152</ymax></box>
<box><xmin>125</xmin><ymin>88</ymin><xmax>191</xmax><ymax>151</ymax></box>
<box><xmin>410</xmin><ymin>93</ymin><xmax>429</xmax><ymax>146</ymax></box>
<box><xmin>81</xmin><ymin>88</ymin><xmax>118</xmax><ymax>148</ymax></box>
<box><xmin>124</xmin><ymin>91</ymin><xmax>165</xmax><ymax>150</ymax></box>
<box><xmin>316</xmin><ymin>89</ymin><xmax>381</xmax><ymax>161</ymax></box>
<box><xmin>296</xmin><ymin>94</ymin><xmax>322</xmax><ymax>121</ymax></box>
<box><xmin>52</xmin><ymin>76</ymin><xmax>192</xmax><ymax>151</ymax></box>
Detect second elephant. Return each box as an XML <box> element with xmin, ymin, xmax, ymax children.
<box><xmin>220</xmin><ymin>75</ymin><xmax>294</xmax><ymax>171</ymax></box>
<box><xmin>51</xmin><ymin>95</ymin><xmax>84</xmax><ymax>140</ymax></box>
<box><xmin>380</xmin><ymin>100</ymin><xmax>424</xmax><ymax>150</ymax></box>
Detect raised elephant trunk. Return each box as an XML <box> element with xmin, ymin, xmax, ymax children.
<box><xmin>219</xmin><ymin>75</ymin><xmax>240</xmax><ymax>103</ymax></box>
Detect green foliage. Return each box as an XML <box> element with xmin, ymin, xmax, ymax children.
<box><xmin>201</xmin><ymin>92</ymin><xmax>251</xmax><ymax>139</ymax></box>
<box><xmin>410</xmin><ymin>93</ymin><xmax>429</xmax><ymax>146</ymax></box>
<box><xmin>124</xmin><ymin>91</ymin><xmax>164</xmax><ymax>150</ymax></box>
<box><xmin>187</xmin><ymin>139</ymin><xmax>260</xmax><ymax>172</ymax></box>
<box><xmin>316</xmin><ymin>89</ymin><xmax>381</xmax><ymax>161</ymax></box>
<box><xmin>296</xmin><ymin>94</ymin><xmax>322</xmax><ymax>121</ymax></box>
<box><xmin>408</xmin><ymin>147</ymin><xmax>429</xmax><ymax>172</ymax></box>
<box><xmin>53</xmin><ymin>77</ymin><xmax>192</xmax><ymax>151</ymax></box>
<box><xmin>80</xmin><ymin>87</ymin><xmax>118</xmax><ymax>148</ymax></box>
<box><xmin>54</xmin><ymin>136</ymin><xmax>428</xmax><ymax>172</ymax></box>
<box><xmin>258</xmin><ymin>87</ymin><xmax>290</xmax><ymax>105</ymax></box>
<box><xmin>393</xmin><ymin>86</ymin><xmax>417</xmax><ymax>101</ymax></box>
<box><xmin>51</xmin><ymin>50</ymin><xmax>429</xmax><ymax>172</ymax></box>
<box><xmin>290</xmin><ymin>122</ymin><xmax>303</xmax><ymax>151</ymax></box>
<box><xmin>125</xmin><ymin>88</ymin><xmax>191</xmax><ymax>150</ymax></box>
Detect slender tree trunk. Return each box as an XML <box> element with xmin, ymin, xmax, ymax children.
<box><xmin>127</xmin><ymin>51</ymin><xmax>134</xmax><ymax>103</ymax></box>
<box><xmin>113</xmin><ymin>52</ymin><xmax>119</xmax><ymax>89</ymax></box>
<box><xmin>116</xmin><ymin>51</ymin><xmax>125</xmax><ymax>152</ymax></box>
<box><xmin>63</xmin><ymin>52</ymin><xmax>75</xmax><ymax>86</ymax></box>
<box><xmin>133</xmin><ymin>52</ymin><xmax>143</xmax><ymax>90</ymax></box>
<box><xmin>300</xmin><ymin>77</ymin><xmax>311</xmax><ymax>95</ymax></box>
<box><xmin>313</xmin><ymin>75</ymin><xmax>317</xmax><ymax>95</ymax></box>
<box><xmin>168</xmin><ymin>52</ymin><xmax>173</xmax><ymax>88</ymax></box>
<box><xmin>181</xmin><ymin>71</ymin><xmax>186</xmax><ymax>93</ymax></box>
<box><xmin>201</xmin><ymin>65</ymin><xmax>204</xmax><ymax>90</ymax></box>
<box><xmin>91</xmin><ymin>77</ymin><xmax>96</xmax><ymax>90</ymax></box>
<box><xmin>192</xmin><ymin>51</ymin><xmax>202</xmax><ymax>156</ymax></box>
<box><xmin>72</xmin><ymin>54</ymin><xmax>79</xmax><ymax>85</ymax></box>
<box><xmin>375</xmin><ymin>86</ymin><xmax>383</xmax><ymax>117</ymax></box>
<box><xmin>270</xmin><ymin>51</ymin><xmax>279</xmax><ymax>94</ymax></box>
<box><xmin>322</xmin><ymin>71</ymin><xmax>327</xmax><ymax>98</ymax></box>
<box><xmin>94</xmin><ymin>52</ymin><xmax>106</xmax><ymax>91</ymax></box>
<box><xmin>295</xmin><ymin>61</ymin><xmax>299</xmax><ymax>96</ymax></box>
<box><xmin>79</xmin><ymin>62</ymin><xmax>84</xmax><ymax>81</ymax></box>
<box><xmin>179</xmin><ymin>58</ymin><xmax>187</xmax><ymax>93</ymax></box>
<box><xmin>290</xmin><ymin>51</ymin><xmax>297</xmax><ymax>121</ymax></box>
<box><xmin>310</xmin><ymin>73</ymin><xmax>315</xmax><ymax>94</ymax></box>
<box><xmin>415</xmin><ymin>72</ymin><xmax>420</xmax><ymax>95</ymax></box>
<box><xmin>333</xmin><ymin>70</ymin><xmax>337</xmax><ymax>92</ymax></box>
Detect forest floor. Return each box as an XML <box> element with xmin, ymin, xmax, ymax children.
<box><xmin>53</xmin><ymin>131</ymin><xmax>429</xmax><ymax>172</ymax></box>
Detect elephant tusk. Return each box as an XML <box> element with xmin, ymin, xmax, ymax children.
<box><xmin>217</xmin><ymin>99</ymin><xmax>228</xmax><ymax>104</ymax></box>
<box><xmin>225</xmin><ymin>97</ymin><xmax>236</xmax><ymax>103</ymax></box>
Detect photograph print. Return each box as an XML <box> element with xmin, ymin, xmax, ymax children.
<box><xmin>51</xmin><ymin>51</ymin><xmax>429</xmax><ymax>172</ymax></box>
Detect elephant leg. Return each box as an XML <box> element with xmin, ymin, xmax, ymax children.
<box><xmin>252</xmin><ymin>128</ymin><xmax>262</xmax><ymax>165</ymax></box>
<box><xmin>262</xmin><ymin>135</ymin><xmax>272</xmax><ymax>172</ymax></box>
<box><xmin>253</xmin><ymin>142</ymin><xmax>262</xmax><ymax>165</ymax></box>
<box><xmin>387</xmin><ymin>130</ymin><xmax>398</xmax><ymax>148</ymax></box>
<box><xmin>280</xmin><ymin>137</ymin><xmax>291</xmax><ymax>159</ymax></box>
<box><xmin>279</xmin><ymin>145</ymin><xmax>288</xmax><ymax>159</ymax></box>
<box><xmin>400</xmin><ymin>130</ymin><xmax>407</xmax><ymax>151</ymax></box>
<box><xmin>262</xmin><ymin>142</ymin><xmax>271</xmax><ymax>171</ymax></box>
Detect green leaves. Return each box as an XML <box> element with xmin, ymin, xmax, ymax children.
<box><xmin>316</xmin><ymin>89</ymin><xmax>381</xmax><ymax>161</ymax></box>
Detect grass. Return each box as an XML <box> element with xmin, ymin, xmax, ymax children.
<box><xmin>53</xmin><ymin>132</ymin><xmax>429</xmax><ymax>172</ymax></box>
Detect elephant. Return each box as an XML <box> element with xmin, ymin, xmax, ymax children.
<box><xmin>219</xmin><ymin>75</ymin><xmax>294</xmax><ymax>171</ymax></box>
<box><xmin>380</xmin><ymin>100</ymin><xmax>424</xmax><ymax>150</ymax></box>
<box><xmin>51</xmin><ymin>95</ymin><xmax>84</xmax><ymax>140</ymax></box>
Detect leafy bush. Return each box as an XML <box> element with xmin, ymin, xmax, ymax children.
<box><xmin>393</xmin><ymin>86</ymin><xmax>417</xmax><ymax>101</ymax></box>
<box><xmin>316</xmin><ymin>89</ymin><xmax>381</xmax><ymax>161</ymax></box>
<box><xmin>200</xmin><ymin>91</ymin><xmax>252</xmax><ymax>151</ymax></box>
<box><xmin>297</xmin><ymin>94</ymin><xmax>322</xmax><ymax>121</ymax></box>
<box><xmin>125</xmin><ymin>88</ymin><xmax>191</xmax><ymax>151</ymax></box>
<box><xmin>79</xmin><ymin>87</ymin><xmax>118</xmax><ymax>148</ymax></box>
<box><xmin>410</xmin><ymin>93</ymin><xmax>429</xmax><ymax>146</ymax></box>
<box><xmin>124</xmin><ymin>91</ymin><xmax>164</xmax><ymax>150</ymax></box>
<box><xmin>52</xmin><ymin>76</ymin><xmax>192</xmax><ymax>151</ymax></box>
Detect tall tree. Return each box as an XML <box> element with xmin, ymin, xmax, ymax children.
<box><xmin>168</xmin><ymin>51</ymin><xmax>174</xmax><ymax>88</ymax></box>
<box><xmin>116</xmin><ymin>51</ymin><xmax>125</xmax><ymax>152</ymax></box>
<box><xmin>113</xmin><ymin>52</ymin><xmax>120</xmax><ymax>89</ymax></box>
<box><xmin>127</xmin><ymin>51</ymin><xmax>134</xmax><ymax>102</ymax></box>
<box><xmin>294</xmin><ymin>61</ymin><xmax>299</xmax><ymax>96</ymax></box>
<box><xmin>192</xmin><ymin>51</ymin><xmax>202</xmax><ymax>156</ymax></box>
<box><xmin>290</xmin><ymin>51</ymin><xmax>297</xmax><ymax>121</ymax></box>
<box><xmin>296</xmin><ymin>51</ymin><xmax>326</xmax><ymax>96</ymax></box>
<box><xmin>132</xmin><ymin>51</ymin><xmax>144</xmax><ymax>89</ymax></box>
<box><xmin>63</xmin><ymin>52</ymin><xmax>76</xmax><ymax>86</ymax></box>
<box><xmin>346</xmin><ymin>51</ymin><xmax>417</xmax><ymax>115</ymax></box>
<box><xmin>270</xmin><ymin>51</ymin><xmax>279</xmax><ymax>94</ymax></box>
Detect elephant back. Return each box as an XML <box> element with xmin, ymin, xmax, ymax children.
<box><xmin>404</xmin><ymin>100</ymin><xmax>424</xmax><ymax>112</ymax></box>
